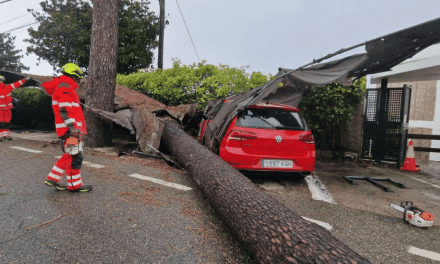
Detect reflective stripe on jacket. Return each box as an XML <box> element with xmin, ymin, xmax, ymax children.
<box><xmin>0</xmin><ymin>79</ymin><xmax>26</xmax><ymax>110</ymax></box>
<box><xmin>42</xmin><ymin>75</ymin><xmax>87</xmax><ymax>137</ymax></box>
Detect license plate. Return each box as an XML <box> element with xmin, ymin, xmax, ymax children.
<box><xmin>261</xmin><ymin>159</ymin><xmax>293</xmax><ymax>168</ymax></box>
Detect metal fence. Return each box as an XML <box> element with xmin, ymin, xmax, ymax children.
<box><xmin>362</xmin><ymin>85</ymin><xmax>411</xmax><ymax>167</ymax></box>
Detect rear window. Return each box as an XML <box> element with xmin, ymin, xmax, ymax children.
<box><xmin>236</xmin><ymin>108</ymin><xmax>307</xmax><ymax>130</ymax></box>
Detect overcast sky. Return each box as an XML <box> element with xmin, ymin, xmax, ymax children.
<box><xmin>1</xmin><ymin>0</ymin><xmax>440</xmax><ymax>78</ymax></box>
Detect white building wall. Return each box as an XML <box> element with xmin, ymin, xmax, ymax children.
<box><xmin>409</xmin><ymin>80</ymin><xmax>440</xmax><ymax>161</ymax></box>
<box><xmin>368</xmin><ymin>44</ymin><xmax>440</xmax><ymax>162</ymax></box>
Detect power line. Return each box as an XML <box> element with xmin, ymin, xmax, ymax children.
<box><xmin>0</xmin><ymin>13</ymin><xmax>30</xmax><ymax>26</ymax></box>
<box><xmin>0</xmin><ymin>0</ymin><xmax>12</xmax><ymax>4</ymax></box>
<box><xmin>0</xmin><ymin>7</ymin><xmax>42</xmax><ymax>26</ymax></box>
<box><xmin>11</xmin><ymin>25</ymin><xmax>32</xmax><ymax>35</ymax></box>
<box><xmin>1</xmin><ymin>21</ymin><xmax>38</xmax><ymax>34</ymax></box>
<box><xmin>175</xmin><ymin>0</ymin><xmax>200</xmax><ymax>62</ymax></box>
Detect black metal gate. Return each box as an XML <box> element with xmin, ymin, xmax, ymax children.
<box><xmin>362</xmin><ymin>84</ymin><xmax>411</xmax><ymax>167</ymax></box>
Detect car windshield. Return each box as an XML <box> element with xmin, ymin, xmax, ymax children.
<box><xmin>236</xmin><ymin>108</ymin><xmax>307</xmax><ymax>130</ymax></box>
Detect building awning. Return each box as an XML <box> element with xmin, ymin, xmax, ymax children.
<box><xmin>370</xmin><ymin>55</ymin><xmax>440</xmax><ymax>84</ymax></box>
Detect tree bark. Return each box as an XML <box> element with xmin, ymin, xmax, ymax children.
<box><xmin>85</xmin><ymin>0</ymin><xmax>119</xmax><ymax>147</ymax></box>
<box><xmin>162</xmin><ymin>122</ymin><xmax>370</xmax><ymax>264</ymax></box>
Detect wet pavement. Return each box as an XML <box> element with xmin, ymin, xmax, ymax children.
<box><xmin>2</xmin><ymin>130</ymin><xmax>440</xmax><ymax>263</ymax></box>
<box><xmin>419</xmin><ymin>161</ymin><xmax>440</xmax><ymax>187</ymax></box>
<box><xmin>249</xmin><ymin>159</ymin><xmax>440</xmax><ymax>264</ymax></box>
<box><xmin>0</xmin><ymin>133</ymin><xmax>255</xmax><ymax>264</ymax></box>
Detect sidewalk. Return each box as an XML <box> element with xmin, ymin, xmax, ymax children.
<box><xmin>419</xmin><ymin>161</ymin><xmax>440</xmax><ymax>188</ymax></box>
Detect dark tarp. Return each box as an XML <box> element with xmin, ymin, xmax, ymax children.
<box><xmin>0</xmin><ymin>70</ymin><xmax>42</xmax><ymax>87</ymax></box>
<box><xmin>255</xmin><ymin>53</ymin><xmax>369</xmax><ymax>107</ymax></box>
<box><xmin>202</xmin><ymin>17</ymin><xmax>440</xmax><ymax>150</ymax></box>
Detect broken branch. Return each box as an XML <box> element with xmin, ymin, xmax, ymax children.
<box><xmin>26</xmin><ymin>214</ymin><xmax>64</xmax><ymax>231</ymax></box>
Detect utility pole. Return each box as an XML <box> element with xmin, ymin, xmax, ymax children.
<box><xmin>158</xmin><ymin>0</ymin><xmax>165</xmax><ymax>69</ymax></box>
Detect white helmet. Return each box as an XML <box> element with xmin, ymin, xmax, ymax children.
<box><xmin>0</xmin><ymin>75</ymin><xmax>5</xmax><ymax>81</ymax></box>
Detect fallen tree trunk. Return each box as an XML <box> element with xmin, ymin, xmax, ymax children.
<box><xmin>162</xmin><ymin>122</ymin><xmax>370</xmax><ymax>264</ymax></box>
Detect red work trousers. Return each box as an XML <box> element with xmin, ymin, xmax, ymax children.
<box><xmin>0</xmin><ymin>120</ymin><xmax>11</xmax><ymax>139</ymax></box>
<box><xmin>47</xmin><ymin>151</ymin><xmax>84</xmax><ymax>191</ymax></box>
<box><xmin>0</xmin><ymin>109</ymin><xmax>11</xmax><ymax>122</ymax></box>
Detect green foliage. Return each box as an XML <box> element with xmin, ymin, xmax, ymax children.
<box><xmin>118</xmin><ymin>0</ymin><xmax>161</xmax><ymax>74</ymax></box>
<box><xmin>0</xmin><ymin>33</ymin><xmax>29</xmax><ymax>72</ymax></box>
<box><xmin>116</xmin><ymin>60</ymin><xmax>270</xmax><ymax>107</ymax></box>
<box><xmin>11</xmin><ymin>88</ymin><xmax>54</xmax><ymax>129</ymax></box>
<box><xmin>25</xmin><ymin>0</ymin><xmax>160</xmax><ymax>75</ymax></box>
<box><xmin>298</xmin><ymin>77</ymin><xmax>366</xmax><ymax>155</ymax></box>
<box><xmin>11</xmin><ymin>88</ymin><xmax>48</xmax><ymax>108</ymax></box>
<box><xmin>25</xmin><ymin>0</ymin><xmax>93</xmax><ymax>71</ymax></box>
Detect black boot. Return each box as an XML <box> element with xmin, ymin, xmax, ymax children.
<box><xmin>45</xmin><ymin>180</ymin><xmax>67</xmax><ymax>191</ymax></box>
<box><xmin>69</xmin><ymin>185</ymin><xmax>93</xmax><ymax>192</ymax></box>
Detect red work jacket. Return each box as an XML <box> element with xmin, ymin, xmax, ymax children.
<box><xmin>0</xmin><ymin>79</ymin><xmax>26</xmax><ymax>110</ymax></box>
<box><xmin>42</xmin><ymin>75</ymin><xmax>87</xmax><ymax>137</ymax></box>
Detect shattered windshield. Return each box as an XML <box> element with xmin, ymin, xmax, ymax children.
<box><xmin>236</xmin><ymin>108</ymin><xmax>307</xmax><ymax>130</ymax></box>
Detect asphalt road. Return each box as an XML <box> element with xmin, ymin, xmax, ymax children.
<box><xmin>0</xmin><ymin>137</ymin><xmax>254</xmax><ymax>264</ymax></box>
<box><xmin>1</xmin><ymin>135</ymin><xmax>440</xmax><ymax>263</ymax></box>
<box><xmin>251</xmin><ymin>162</ymin><xmax>440</xmax><ymax>264</ymax></box>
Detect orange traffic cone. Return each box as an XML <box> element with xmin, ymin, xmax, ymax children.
<box><xmin>400</xmin><ymin>140</ymin><xmax>420</xmax><ymax>172</ymax></box>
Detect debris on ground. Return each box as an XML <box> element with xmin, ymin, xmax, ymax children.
<box><xmin>26</xmin><ymin>214</ymin><xmax>64</xmax><ymax>231</ymax></box>
<box><xmin>117</xmin><ymin>184</ymin><xmax>162</xmax><ymax>208</ymax></box>
<box><xmin>344</xmin><ymin>176</ymin><xmax>406</xmax><ymax>192</ymax></box>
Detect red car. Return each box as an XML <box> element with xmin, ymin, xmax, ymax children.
<box><xmin>199</xmin><ymin>102</ymin><xmax>316</xmax><ymax>177</ymax></box>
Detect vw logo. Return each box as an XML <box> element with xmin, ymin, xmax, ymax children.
<box><xmin>275</xmin><ymin>135</ymin><xmax>282</xmax><ymax>143</ymax></box>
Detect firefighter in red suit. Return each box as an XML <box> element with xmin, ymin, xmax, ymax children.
<box><xmin>0</xmin><ymin>75</ymin><xmax>29</xmax><ymax>141</ymax></box>
<box><xmin>42</xmin><ymin>63</ymin><xmax>92</xmax><ymax>192</ymax></box>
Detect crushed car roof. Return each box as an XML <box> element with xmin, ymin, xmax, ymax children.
<box><xmin>202</xmin><ymin>17</ymin><xmax>440</xmax><ymax>150</ymax></box>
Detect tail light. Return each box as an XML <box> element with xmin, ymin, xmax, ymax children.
<box><xmin>299</xmin><ymin>133</ymin><xmax>315</xmax><ymax>144</ymax></box>
<box><xmin>227</xmin><ymin>130</ymin><xmax>257</xmax><ymax>141</ymax></box>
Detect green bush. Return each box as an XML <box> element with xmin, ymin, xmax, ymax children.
<box><xmin>11</xmin><ymin>87</ymin><xmax>54</xmax><ymax>129</ymax></box>
<box><xmin>11</xmin><ymin>88</ymin><xmax>48</xmax><ymax>108</ymax></box>
<box><xmin>116</xmin><ymin>60</ymin><xmax>270</xmax><ymax>108</ymax></box>
<box><xmin>298</xmin><ymin>77</ymin><xmax>366</xmax><ymax>157</ymax></box>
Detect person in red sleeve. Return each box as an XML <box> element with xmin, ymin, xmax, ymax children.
<box><xmin>0</xmin><ymin>75</ymin><xmax>30</xmax><ymax>141</ymax></box>
<box><xmin>42</xmin><ymin>63</ymin><xmax>92</xmax><ymax>192</ymax></box>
